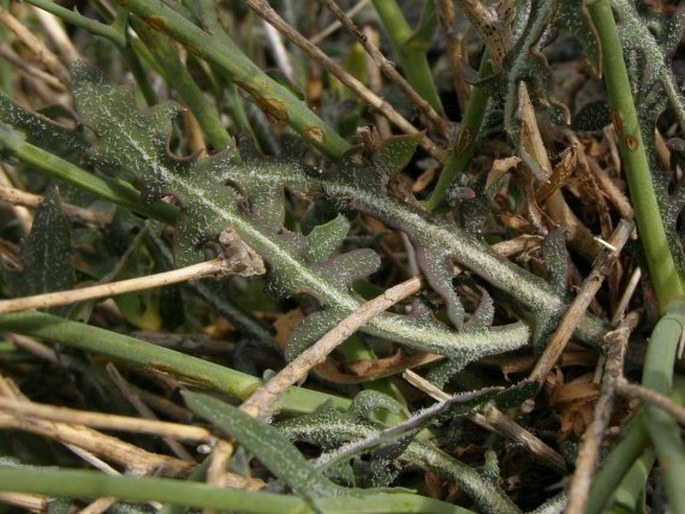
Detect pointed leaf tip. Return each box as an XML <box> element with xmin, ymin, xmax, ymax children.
<box><xmin>373</xmin><ymin>133</ymin><xmax>423</xmax><ymax>175</ymax></box>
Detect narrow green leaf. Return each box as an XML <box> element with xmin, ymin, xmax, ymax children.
<box><xmin>541</xmin><ymin>229</ymin><xmax>569</xmax><ymax>297</ymax></box>
<box><xmin>373</xmin><ymin>133</ymin><xmax>422</xmax><ymax>176</ymax></box>
<box><xmin>182</xmin><ymin>390</ymin><xmax>347</xmax><ymax>498</ymax></box>
<box><xmin>11</xmin><ymin>188</ymin><xmax>75</xmax><ymax>315</ymax></box>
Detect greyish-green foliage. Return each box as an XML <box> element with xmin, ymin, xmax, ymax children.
<box><xmin>0</xmin><ymin>188</ymin><xmax>74</xmax><ymax>316</ymax></box>
<box><xmin>277</xmin><ymin>394</ymin><xmax>522</xmax><ymax>514</ymax></box>
<box><xmin>1</xmin><ymin>0</ymin><xmax>685</xmax><ymax>512</ymax></box>
<box><xmin>67</xmin><ymin>64</ymin><xmax>540</xmax><ymax>369</ymax></box>
<box><xmin>184</xmin><ymin>391</ymin><xmax>350</xmax><ymax>498</ymax></box>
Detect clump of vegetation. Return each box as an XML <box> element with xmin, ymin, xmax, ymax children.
<box><xmin>0</xmin><ymin>0</ymin><xmax>683</xmax><ymax>512</ymax></box>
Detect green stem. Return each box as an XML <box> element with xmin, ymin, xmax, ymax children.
<box><xmin>611</xmin><ymin>448</ymin><xmax>654</xmax><ymax>513</ymax></box>
<box><xmin>585</xmin><ymin>4</ymin><xmax>685</xmax><ymax>510</ymax></box>
<box><xmin>586</xmin><ymin>302</ymin><xmax>685</xmax><ymax>514</ymax></box>
<box><xmin>131</xmin><ymin>17</ymin><xmax>235</xmax><ymax>152</ymax></box>
<box><xmin>587</xmin><ymin>0</ymin><xmax>685</xmax><ymax>310</ymax></box>
<box><xmin>23</xmin><ymin>0</ymin><xmax>126</xmax><ymax>48</ymax></box>
<box><xmin>121</xmin><ymin>0</ymin><xmax>349</xmax><ymax>158</ymax></box>
<box><xmin>120</xmin><ymin>42</ymin><xmax>160</xmax><ymax>106</ymax></box>
<box><xmin>0</xmin><ymin>125</ymin><xmax>176</xmax><ymax>224</ymax></box>
<box><xmin>24</xmin><ymin>1</ymin><xmax>159</xmax><ymax>106</ymax></box>
<box><xmin>424</xmin><ymin>57</ymin><xmax>492</xmax><ymax>211</ymax></box>
<box><xmin>0</xmin><ymin>311</ymin><xmax>349</xmax><ymax>414</ymax></box>
<box><xmin>640</xmin><ymin>301</ymin><xmax>685</xmax><ymax>512</ymax></box>
<box><xmin>0</xmin><ymin>468</ymin><xmax>304</xmax><ymax>514</ymax></box>
<box><xmin>193</xmin><ymin>0</ymin><xmax>254</xmax><ymax>137</ymax></box>
<box><xmin>585</xmin><ymin>412</ymin><xmax>649</xmax><ymax>514</ymax></box>
<box><xmin>0</xmin><ymin>466</ymin><xmax>474</xmax><ymax>514</ymax></box>
<box><xmin>371</xmin><ymin>0</ymin><xmax>444</xmax><ymax>115</ymax></box>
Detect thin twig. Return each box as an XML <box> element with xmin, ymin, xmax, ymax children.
<box><xmin>206</xmin><ymin>439</ymin><xmax>235</xmax><ymax>490</ymax></box>
<box><xmin>0</xmin><ymin>165</ymin><xmax>32</xmax><ymax>234</ymax></box>
<box><xmin>106</xmin><ymin>364</ymin><xmax>203</xmax><ymax>462</ymax></box>
<box><xmin>311</xmin><ymin>0</ymin><xmax>371</xmax><ymax>44</ymax></box>
<box><xmin>313</xmin><ymin>385</ymin><xmax>503</xmax><ymax>470</ymax></box>
<box><xmin>564</xmin><ymin>311</ymin><xmax>640</xmax><ymax>514</ymax></box>
<box><xmin>240</xmin><ymin>276</ymin><xmax>423</xmax><ymax>419</ymax></box>
<box><xmin>75</xmin><ymin>497</ymin><xmax>116</xmax><ymax>514</ymax></box>
<box><xmin>362</xmin><ymin>26</ymin><xmax>392</xmax><ymax>138</ymax></box>
<box><xmin>64</xmin><ymin>445</ymin><xmax>118</xmax><ymax>474</ymax></box>
<box><xmin>402</xmin><ymin>370</ymin><xmax>567</xmax><ymax>471</ymax></box>
<box><xmin>529</xmin><ymin>219</ymin><xmax>634</xmax><ymax>387</ymax></box>
<box><xmin>0</xmin><ymin>492</ymin><xmax>46</xmax><ymax>513</ymax></box>
<box><xmin>611</xmin><ymin>267</ymin><xmax>641</xmax><ymax>326</ymax></box>
<box><xmin>0</xmin><ymin>257</ymin><xmax>245</xmax><ymax>314</ymax></box>
<box><xmin>435</xmin><ymin>0</ymin><xmax>470</xmax><ymax>112</ymax></box>
<box><xmin>0</xmin><ymin>374</ymin><xmax>191</xmax><ymax>476</ymax></box>
<box><xmin>321</xmin><ymin>0</ymin><xmax>450</xmax><ymax>138</ymax></box>
<box><xmin>471</xmin><ymin>407</ymin><xmax>567</xmax><ymax>472</ymax></box>
<box><xmin>0</xmin><ymin>396</ymin><xmax>213</xmax><ymax>442</ymax></box>
<box><xmin>239</xmin><ymin>0</ymin><xmax>447</xmax><ymax>162</ymax></box>
<box><xmin>0</xmin><ymin>5</ymin><xmax>70</xmax><ymax>86</ymax></box>
<box><xmin>0</xmin><ymin>183</ymin><xmax>112</xmax><ymax>227</ymax></box>
<box><xmin>616</xmin><ymin>378</ymin><xmax>685</xmax><ymax>425</ymax></box>
<box><xmin>6</xmin><ymin>333</ymin><xmax>60</xmax><ymax>363</ymax></box>
<box><xmin>30</xmin><ymin>5</ymin><xmax>80</xmax><ymax>64</ymax></box>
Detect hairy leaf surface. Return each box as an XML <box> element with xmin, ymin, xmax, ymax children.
<box><xmin>184</xmin><ymin>391</ymin><xmax>346</xmax><ymax>498</ymax></box>
<box><xmin>69</xmin><ymin>66</ymin><xmax>531</xmax><ymax>369</ymax></box>
<box><xmin>2</xmin><ymin>188</ymin><xmax>75</xmax><ymax>316</ymax></box>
